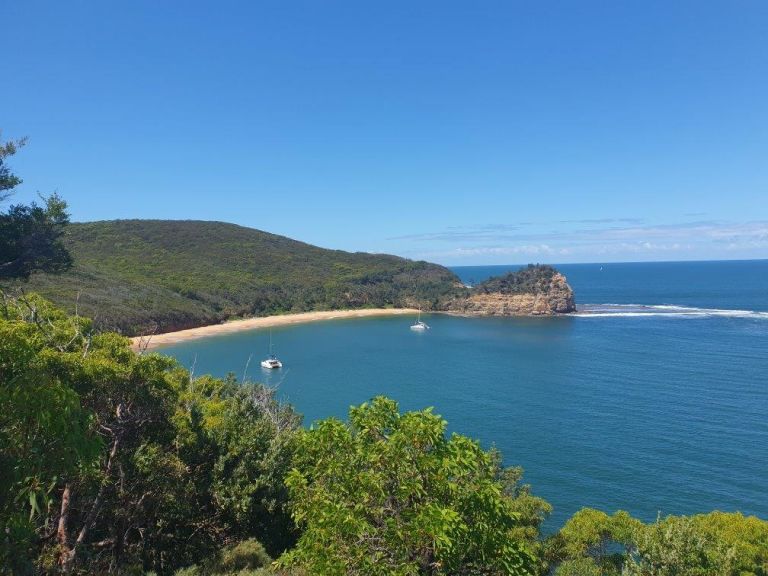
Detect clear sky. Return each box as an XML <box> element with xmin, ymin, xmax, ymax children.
<box><xmin>2</xmin><ymin>1</ymin><xmax>767</xmax><ymax>265</ymax></box>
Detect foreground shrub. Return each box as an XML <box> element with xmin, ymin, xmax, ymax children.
<box><xmin>279</xmin><ymin>396</ymin><xmax>547</xmax><ymax>575</ymax></box>
<box><xmin>218</xmin><ymin>539</ymin><xmax>272</xmax><ymax>572</ymax></box>
<box><xmin>174</xmin><ymin>538</ymin><xmax>275</xmax><ymax>576</ymax></box>
<box><xmin>0</xmin><ymin>294</ymin><xmax>300</xmax><ymax>574</ymax></box>
<box><xmin>553</xmin><ymin>508</ymin><xmax>768</xmax><ymax>576</ymax></box>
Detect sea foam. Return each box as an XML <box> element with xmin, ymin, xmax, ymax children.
<box><xmin>574</xmin><ymin>304</ymin><xmax>768</xmax><ymax>319</ymax></box>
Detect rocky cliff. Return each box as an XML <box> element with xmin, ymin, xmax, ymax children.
<box><xmin>445</xmin><ymin>265</ymin><xmax>576</xmax><ymax>316</ymax></box>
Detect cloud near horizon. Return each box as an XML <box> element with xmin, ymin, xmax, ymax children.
<box><xmin>390</xmin><ymin>220</ymin><xmax>768</xmax><ymax>264</ymax></box>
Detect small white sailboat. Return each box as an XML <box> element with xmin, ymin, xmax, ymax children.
<box><xmin>260</xmin><ymin>331</ymin><xmax>283</xmax><ymax>369</ymax></box>
<box><xmin>410</xmin><ymin>310</ymin><xmax>430</xmax><ymax>331</ymax></box>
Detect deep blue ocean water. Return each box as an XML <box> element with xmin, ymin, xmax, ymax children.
<box><xmin>160</xmin><ymin>260</ymin><xmax>768</xmax><ymax>530</ymax></box>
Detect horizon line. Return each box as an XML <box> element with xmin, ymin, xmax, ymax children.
<box><xmin>445</xmin><ymin>257</ymin><xmax>768</xmax><ymax>268</ymax></box>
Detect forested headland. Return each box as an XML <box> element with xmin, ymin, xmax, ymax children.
<box><xmin>5</xmin><ymin>219</ymin><xmax>466</xmax><ymax>336</ymax></box>
<box><xmin>6</xmin><ymin>220</ymin><xmax>582</xmax><ymax>336</ymax></box>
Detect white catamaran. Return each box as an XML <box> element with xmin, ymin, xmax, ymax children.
<box><xmin>260</xmin><ymin>331</ymin><xmax>283</xmax><ymax>369</ymax></box>
<box><xmin>410</xmin><ymin>310</ymin><xmax>430</xmax><ymax>331</ymax></box>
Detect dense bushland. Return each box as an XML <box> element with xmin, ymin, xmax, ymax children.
<box><xmin>7</xmin><ymin>220</ymin><xmax>466</xmax><ymax>335</ymax></box>
<box><xmin>473</xmin><ymin>264</ymin><xmax>558</xmax><ymax>295</ymax></box>
<box><xmin>1</xmin><ymin>293</ymin><xmax>299</xmax><ymax>574</ymax></box>
<box><xmin>549</xmin><ymin>508</ymin><xmax>768</xmax><ymax>575</ymax></box>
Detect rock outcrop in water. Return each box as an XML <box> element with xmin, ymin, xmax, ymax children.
<box><xmin>445</xmin><ymin>264</ymin><xmax>576</xmax><ymax>316</ymax></box>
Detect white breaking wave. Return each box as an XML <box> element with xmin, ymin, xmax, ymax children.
<box><xmin>574</xmin><ymin>304</ymin><xmax>768</xmax><ymax>319</ymax></box>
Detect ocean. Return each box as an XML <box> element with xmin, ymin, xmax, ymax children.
<box><xmin>159</xmin><ymin>260</ymin><xmax>768</xmax><ymax>530</ymax></box>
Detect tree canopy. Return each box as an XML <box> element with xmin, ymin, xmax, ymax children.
<box><xmin>473</xmin><ymin>265</ymin><xmax>559</xmax><ymax>296</ymax></box>
<box><xmin>0</xmin><ymin>293</ymin><xmax>300</xmax><ymax>574</ymax></box>
<box><xmin>0</xmin><ymin>135</ymin><xmax>26</xmax><ymax>199</ymax></box>
<box><xmin>0</xmin><ymin>134</ymin><xmax>73</xmax><ymax>280</ymax></box>
<box><xmin>550</xmin><ymin>507</ymin><xmax>768</xmax><ymax>576</ymax></box>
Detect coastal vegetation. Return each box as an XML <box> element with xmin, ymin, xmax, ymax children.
<box><xmin>473</xmin><ymin>264</ymin><xmax>559</xmax><ymax>295</ymax></box>
<box><xmin>1</xmin><ymin>293</ymin><xmax>298</xmax><ymax>574</ymax></box>
<box><xmin>2</xmin><ymin>294</ymin><xmax>766</xmax><ymax>575</ymax></box>
<box><xmin>7</xmin><ymin>219</ymin><xmax>465</xmax><ymax>336</ymax></box>
<box><xmin>278</xmin><ymin>397</ymin><xmax>548</xmax><ymax>575</ymax></box>
<box><xmin>6</xmin><ymin>218</ymin><xmax>581</xmax><ymax>335</ymax></box>
<box><xmin>549</xmin><ymin>508</ymin><xmax>768</xmax><ymax>575</ymax></box>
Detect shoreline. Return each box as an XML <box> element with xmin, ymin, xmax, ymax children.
<box><xmin>131</xmin><ymin>308</ymin><xmax>420</xmax><ymax>351</ymax></box>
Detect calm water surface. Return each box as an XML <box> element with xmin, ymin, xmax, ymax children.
<box><xmin>161</xmin><ymin>260</ymin><xmax>768</xmax><ymax>530</ymax></box>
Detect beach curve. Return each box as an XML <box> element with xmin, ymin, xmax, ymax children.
<box><xmin>131</xmin><ymin>308</ymin><xmax>420</xmax><ymax>351</ymax></box>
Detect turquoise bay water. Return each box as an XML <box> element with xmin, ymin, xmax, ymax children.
<box><xmin>161</xmin><ymin>260</ymin><xmax>768</xmax><ymax>530</ymax></box>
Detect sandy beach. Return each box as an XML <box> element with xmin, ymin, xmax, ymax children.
<box><xmin>131</xmin><ymin>308</ymin><xmax>420</xmax><ymax>351</ymax></box>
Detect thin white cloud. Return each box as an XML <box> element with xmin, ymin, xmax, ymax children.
<box><xmin>452</xmin><ymin>244</ymin><xmax>556</xmax><ymax>256</ymax></box>
<box><xmin>394</xmin><ymin>220</ymin><xmax>768</xmax><ymax>263</ymax></box>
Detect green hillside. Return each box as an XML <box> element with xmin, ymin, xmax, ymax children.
<box><xmin>6</xmin><ymin>220</ymin><xmax>466</xmax><ymax>335</ymax></box>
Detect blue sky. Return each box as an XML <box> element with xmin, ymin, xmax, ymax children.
<box><xmin>2</xmin><ymin>1</ymin><xmax>767</xmax><ymax>265</ymax></box>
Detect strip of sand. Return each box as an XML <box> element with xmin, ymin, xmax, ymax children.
<box><xmin>131</xmin><ymin>308</ymin><xmax>420</xmax><ymax>351</ymax></box>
